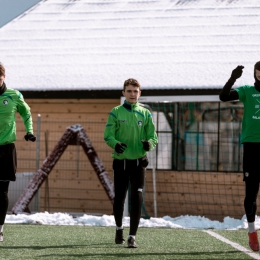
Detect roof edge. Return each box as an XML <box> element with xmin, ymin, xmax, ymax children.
<box><xmin>21</xmin><ymin>89</ymin><xmax>221</xmax><ymax>99</ymax></box>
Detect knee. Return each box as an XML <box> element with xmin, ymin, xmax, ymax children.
<box><xmin>133</xmin><ymin>188</ymin><xmax>143</xmax><ymax>196</ymax></box>
<box><xmin>131</xmin><ymin>189</ymin><xmax>143</xmax><ymax>203</ymax></box>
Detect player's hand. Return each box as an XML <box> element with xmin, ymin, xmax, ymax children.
<box><xmin>141</xmin><ymin>140</ymin><xmax>150</xmax><ymax>151</ymax></box>
<box><xmin>115</xmin><ymin>142</ymin><xmax>127</xmax><ymax>154</ymax></box>
<box><xmin>231</xmin><ymin>65</ymin><xmax>244</xmax><ymax>80</ymax></box>
<box><xmin>24</xmin><ymin>132</ymin><xmax>36</xmax><ymax>142</ymax></box>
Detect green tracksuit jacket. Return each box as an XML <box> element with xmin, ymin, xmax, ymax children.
<box><xmin>104</xmin><ymin>101</ymin><xmax>158</xmax><ymax>159</ymax></box>
<box><xmin>0</xmin><ymin>88</ymin><xmax>33</xmax><ymax>145</ymax></box>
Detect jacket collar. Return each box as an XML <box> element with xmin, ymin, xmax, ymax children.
<box><xmin>123</xmin><ymin>100</ymin><xmax>139</xmax><ymax>110</ymax></box>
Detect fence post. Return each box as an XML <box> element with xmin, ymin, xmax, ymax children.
<box><xmin>35</xmin><ymin>114</ymin><xmax>41</xmax><ymax>211</ymax></box>
<box><xmin>217</xmin><ymin>103</ymin><xmax>221</xmax><ymax>172</ymax></box>
<box><xmin>36</xmin><ymin>114</ymin><xmax>41</xmax><ymax>171</ymax></box>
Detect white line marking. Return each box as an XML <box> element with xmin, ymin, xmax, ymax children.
<box><xmin>204</xmin><ymin>230</ymin><xmax>260</xmax><ymax>260</ymax></box>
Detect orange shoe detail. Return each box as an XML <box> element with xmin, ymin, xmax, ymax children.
<box><xmin>248</xmin><ymin>231</ymin><xmax>259</xmax><ymax>251</ymax></box>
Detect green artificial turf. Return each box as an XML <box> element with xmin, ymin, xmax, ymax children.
<box><xmin>0</xmin><ymin>225</ymin><xmax>256</xmax><ymax>260</ymax></box>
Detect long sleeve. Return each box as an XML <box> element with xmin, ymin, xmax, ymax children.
<box><xmin>16</xmin><ymin>91</ymin><xmax>33</xmax><ymax>133</ymax></box>
<box><xmin>104</xmin><ymin>108</ymin><xmax>119</xmax><ymax>149</ymax></box>
<box><xmin>145</xmin><ymin>113</ymin><xmax>158</xmax><ymax>151</ymax></box>
<box><xmin>219</xmin><ymin>78</ymin><xmax>239</xmax><ymax>102</ymax></box>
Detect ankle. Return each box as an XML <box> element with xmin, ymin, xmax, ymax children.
<box><xmin>248</xmin><ymin>222</ymin><xmax>256</xmax><ymax>233</ymax></box>
<box><xmin>116</xmin><ymin>226</ymin><xmax>123</xmax><ymax>230</ymax></box>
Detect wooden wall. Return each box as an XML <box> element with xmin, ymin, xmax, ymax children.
<box><xmin>13</xmin><ymin>98</ymin><xmax>245</xmax><ymax>221</ymax></box>
<box><xmin>145</xmin><ymin>170</ymin><xmax>245</xmax><ymax>221</ymax></box>
<box><xmin>15</xmin><ymin>98</ymin><xmax>119</xmax><ymax>215</ymax></box>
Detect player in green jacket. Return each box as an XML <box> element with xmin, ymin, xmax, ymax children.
<box><xmin>104</xmin><ymin>78</ymin><xmax>158</xmax><ymax>248</ymax></box>
<box><xmin>0</xmin><ymin>63</ymin><xmax>36</xmax><ymax>242</ymax></box>
<box><xmin>219</xmin><ymin>61</ymin><xmax>260</xmax><ymax>252</ymax></box>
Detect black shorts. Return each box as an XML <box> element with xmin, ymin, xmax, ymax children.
<box><xmin>0</xmin><ymin>143</ymin><xmax>17</xmax><ymax>181</ymax></box>
<box><xmin>243</xmin><ymin>142</ymin><xmax>260</xmax><ymax>182</ymax></box>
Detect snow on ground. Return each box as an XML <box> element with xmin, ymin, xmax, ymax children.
<box><xmin>5</xmin><ymin>212</ymin><xmax>259</xmax><ymax>230</ymax></box>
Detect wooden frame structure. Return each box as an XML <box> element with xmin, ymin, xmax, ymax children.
<box><xmin>12</xmin><ymin>124</ymin><xmax>114</xmax><ymax>214</ymax></box>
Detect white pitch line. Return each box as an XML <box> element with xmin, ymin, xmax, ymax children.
<box><xmin>204</xmin><ymin>230</ymin><xmax>260</xmax><ymax>260</ymax></box>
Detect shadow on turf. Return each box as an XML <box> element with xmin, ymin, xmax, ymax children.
<box><xmin>0</xmin><ymin>246</ymin><xmax>243</xmax><ymax>259</ymax></box>
<box><xmin>31</xmin><ymin>251</ymin><xmax>243</xmax><ymax>260</ymax></box>
<box><xmin>0</xmin><ymin>244</ymin><xmax>112</xmax><ymax>249</ymax></box>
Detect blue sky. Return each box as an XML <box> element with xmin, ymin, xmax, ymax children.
<box><xmin>0</xmin><ymin>0</ymin><xmax>40</xmax><ymax>27</ymax></box>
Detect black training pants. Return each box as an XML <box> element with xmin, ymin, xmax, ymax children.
<box><xmin>0</xmin><ymin>181</ymin><xmax>9</xmax><ymax>225</ymax></box>
<box><xmin>113</xmin><ymin>156</ymin><xmax>148</xmax><ymax>236</ymax></box>
<box><xmin>243</xmin><ymin>143</ymin><xmax>260</xmax><ymax>223</ymax></box>
<box><xmin>0</xmin><ymin>143</ymin><xmax>17</xmax><ymax>225</ymax></box>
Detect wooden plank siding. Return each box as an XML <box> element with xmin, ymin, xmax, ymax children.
<box><xmin>15</xmin><ymin>98</ymin><xmax>118</xmax><ymax>215</ymax></box>
<box><xmin>144</xmin><ymin>170</ymin><xmax>245</xmax><ymax>221</ymax></box>
<box><xmin>13</xmin><ymin>99</ymin><xmax>245</xmax><ymax>221</ymax></box>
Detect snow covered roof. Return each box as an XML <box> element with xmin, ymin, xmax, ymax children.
<box><xmin>0</xmin><ymin>0</ymin><xmax>260</xmax><ymax>91</ymax></box>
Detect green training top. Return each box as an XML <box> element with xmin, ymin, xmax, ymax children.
<box><xmin>104</xmin><ymin>101</ymin><xmax>158</xmax><ymax>159</ymax></box>
<box><xmin>236</xmin><ymin>85</ymin><xmax>260</xmax><ymax>143</ymax></box>
<box><xmin>0</xmin><ymin>88</ymin><xmax>33</xmax><ymax>145</ymax></box>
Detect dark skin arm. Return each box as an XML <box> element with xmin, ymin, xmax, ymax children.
<box><xmin>219</xmin><ymin>65</ymin><xmax>244</xmax><ymax>102</ymax></box>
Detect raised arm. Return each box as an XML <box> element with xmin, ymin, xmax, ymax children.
<box><xmin>219</xmin><ymin>65</ymin><xmax>244</xmax><ymax>102</ymax></box>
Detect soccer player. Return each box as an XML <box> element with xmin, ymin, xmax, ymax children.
<box><xmin>219</xmin><ymin>62</ymin><xmax>260</xmax><ymax>251</ymax></box>
<box><xmin>104</xmin><ymin>78</ymin><xmax>158</xmax><ymax>248</ymax></box>
<box><xmin>0</xmin><ymin>63</ymin><xmax>36</xmax><ymax>242</ymax></box>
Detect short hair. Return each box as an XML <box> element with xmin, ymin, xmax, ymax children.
<box><xmin>123</xmin><ymin>78</ymin><xmax>141</xmax><ymax>91</ymax></box>
<box><xmin>0</xmin><ymin>63</ymin><xmax>5</xmax><ymax>77</ymax></box>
